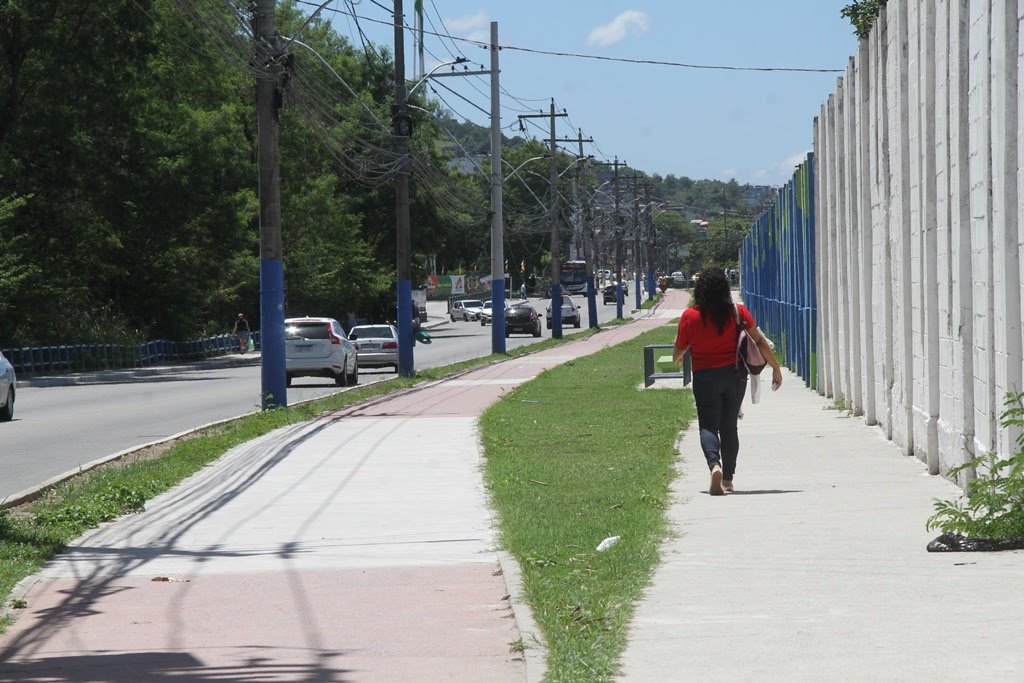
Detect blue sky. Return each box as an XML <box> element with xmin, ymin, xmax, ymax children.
<box><xmin>324</xmin><ymin>1</ymin><xmax>861</xmax><ymax>186</ymax></box>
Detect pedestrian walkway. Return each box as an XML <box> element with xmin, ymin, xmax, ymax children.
<box><xmin>0</xmin><ymin>291</ymin><xmax>685</xmax><ymax>682</ymax></box>
<box><xmin>618</xmin><ymin>361</ymin><xmax>1024</xmax><ymax>680</ymax></box>
<box><xmin>8</xmin><ymin>285</ymin><xmax>1017</xmax><ymax>682</ymax></box>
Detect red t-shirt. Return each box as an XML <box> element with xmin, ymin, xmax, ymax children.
<box><xmin>674</xmin><ymin>304</ymin><xmax>755</xmax><ymax>371</ymax></box>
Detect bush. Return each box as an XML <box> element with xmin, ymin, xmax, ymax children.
<box><xmin>927</xmin><ymin>392</ymin><xmax>1024</xmax><ymax>540</ymax></box>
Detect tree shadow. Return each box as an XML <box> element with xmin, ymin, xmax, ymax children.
<box><xmin>0</xmin><ymin>649</ymin><xmax>353</xmax><ymax>682</ymax></box>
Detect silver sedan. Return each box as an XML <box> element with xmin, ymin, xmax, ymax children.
<box><xmin>350</xmin><ymin>324</ymin><xmax>400</xmax><ymax>372</ymax></box>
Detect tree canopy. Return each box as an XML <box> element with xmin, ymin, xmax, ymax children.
<box><xmin>0</xmin><ymin>0</ymin><xmax>776</xmax><ymax>348</ymax></box>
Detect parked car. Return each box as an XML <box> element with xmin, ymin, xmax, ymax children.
<box><xmin>504</xmin><ymin>302</ymin><xmax>542</xmax><ymax>337</ymax></box>
<box><xmin>671</xmin><ymin>271</ymin><xmax>687</xmax><ymax>287</ymax></box>
<box><xmin>0</xmin><ymin>349</ymin><xmax>15</xmax><ymax>421</ymax></box>
<box><xmin>479</xmin><ymin>300</ymin><xmax>509</xmax><ymax>326</ymax></box>
<box><xmin>284</xmin><ymin>317</ymin><xmax>358</xmax><ymax>387</ymax></box>
<box><xmin>545</xmin><ymin>295</ymin><xmax>581</xmax><ymax>329</ymax></box>
<box><xmin>450</xmin><ymin>299</ymin><xmax>484</xmax><ymax>322</ymax></box>
<box><xmin>349</xmin><ymin>324</ymin><xmax>399</xmax><ymax>372</ymax></box>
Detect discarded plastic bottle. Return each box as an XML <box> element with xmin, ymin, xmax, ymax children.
<box><xmin>596</xmin><ymin>535</ymin><xmax>620</xmax><ymax>552</ymax></box>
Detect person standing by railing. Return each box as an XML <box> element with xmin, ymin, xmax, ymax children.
<box><xmin>232</xmin><ymin>313</ymin><xmax>250</xmax><ymax>354</ymax></box>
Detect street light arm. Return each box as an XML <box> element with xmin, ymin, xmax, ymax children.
<box><xmin>502</xmin><ymin>155</ymin><xmax>548</xmax><ymax>182</ymax></box>
<box><xmin>409</xmin><ymin>57</ymin><xmax>469</xmax><ymax>96</ymax></box>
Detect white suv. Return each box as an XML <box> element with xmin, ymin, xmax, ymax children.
<box><xmin>284</xmin><ymin>317</ymin><xmax>358</xmax><ymax>387</ymax></box>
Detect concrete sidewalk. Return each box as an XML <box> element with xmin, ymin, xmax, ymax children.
<box><xmin>0</xmin><ymin>293</ymin><xmax>682</xmax><ymax>682</ymax></box>
<box><xmin>7</xmin><ymin>285</ymin><xmax>1018</xmax><ymax>682</ymax></box>
<box><xmin>618</xmin><ymin>366</ymin><xmax>1024</xmax><ymax>680</ymax></box>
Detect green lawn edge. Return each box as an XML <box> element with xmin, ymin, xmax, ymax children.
<box><xmin>480</xmin><ymin>322</ymin><xmax>696</xmax><ymax>682</ymax></box>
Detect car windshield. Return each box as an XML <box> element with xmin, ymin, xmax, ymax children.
<box><xmin>352</xmin><ymin>326</ymin><xmax>392</xmax><ymax>338</ymax></box>
<box><xmin>286</xmin><ymin>322</ymin><xmax>331</xmax><ymax>340</ymax></box>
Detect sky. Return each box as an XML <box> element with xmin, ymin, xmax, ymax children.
<box><xmin>322</xmin><ymin>1</ymin><xmax>862</xmax><ymax>187</ymax></box>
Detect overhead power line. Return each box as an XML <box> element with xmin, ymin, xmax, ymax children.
<box><xmin>294</xmin><ymin>0</ymin><xmax>844</xmax><ymax>74</ymax></box>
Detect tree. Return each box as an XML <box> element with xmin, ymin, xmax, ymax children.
<box><xmin>841</xmin><ymin>1</ymin><xmax>888</xmax><ymax>39</ymax></box>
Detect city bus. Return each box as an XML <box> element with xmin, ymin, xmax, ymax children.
<box><xmin>560</xmin><ymin>260</ymin><xmax>588</xmax><ymax>295</ymax></box>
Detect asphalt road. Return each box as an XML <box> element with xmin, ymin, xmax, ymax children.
<box><xmin>0</xmin><ymin>293</ymin><xmax>641</xmax><ymax>503</ymax></box>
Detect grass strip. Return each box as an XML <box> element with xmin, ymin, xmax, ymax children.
<box><xmin>0</xmin><ymin>324</ymin><xmax>614</xmax><ymax>628</ymax></box>
<box><xmin>480</xmin><ymin>323</ymin><xmax>695</xmax><ymax>682</ymax></box>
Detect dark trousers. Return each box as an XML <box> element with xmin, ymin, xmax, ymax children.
<box><xmin>692</xmin><ymin>364</ymin><xmax>748</xmax><ymax>481</ymax></box>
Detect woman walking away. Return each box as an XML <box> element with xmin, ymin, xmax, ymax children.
<box><xmin>233</xmin><ymin>313</ymin><xmax>251</xmax><ymax>354</ymax></box>
<box><xmin>672</xmin><ymin>267</ymin><xmax>783</xmax><ymax>495</ymax></box>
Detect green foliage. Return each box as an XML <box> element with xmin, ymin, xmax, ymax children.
<box><xmin>927</xmin><ymin>392</ymin><xmax>1024</xmax><ymax>540</ymax></box>
<box><xmin>841</xmin><ymin>1</ymin><xmax>888</xmax><ymax>39</ymax></box>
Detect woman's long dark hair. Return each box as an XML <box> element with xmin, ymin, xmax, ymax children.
<box><xmin>693</xmin><ymin>267</ymin><xmax>733</xmax><ymax>334</ymax></box>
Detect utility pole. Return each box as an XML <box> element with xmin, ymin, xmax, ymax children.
<box><xmin>488</xmin><ymin>22</ymin><xmax>506</xmax><ymax>351</ymax></box>
<box><xmin>255</xmin><ymin>0</ymin><xmax>287</xmax><ymax>409</ymax></box>
<box><xmin>519</xmin><ymin>101</ymin><xmax>567</xmax><ymax>337</ymax></box>
<box><xmin>393</xmin><ymin>0</ymin><xmax>414</xmax><ymax>376</ymax></box>
<box><xmin>574</xmin><ymin>130</ymin><xmax>597</xmax><ymax>328</ymax></box>
<box><xmin>644</xmin><ymin>182</ymin><xmax>655</xmax><ymax>300</ymax></box>
<box><xmin>555</xmin><ymin>128</ymin><xmax>594</xmax><ymax>327</ymax></box>
<box><xmin>595</xmin><ymin>158</ymin><xmax>627</xmax><ymax>319</ymax></box>
<box><xmin>631</xmin><ymin>175</ymin><xmax>642</xmax><ymax>310</ymax></box>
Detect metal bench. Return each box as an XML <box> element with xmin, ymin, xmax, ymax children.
<box><xmin>643</xmin><ymin>344</ymin><xmax>691</xmax><ymax>388</ymax></box>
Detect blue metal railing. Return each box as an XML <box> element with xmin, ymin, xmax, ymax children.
<box><xmin>2</xmin><ymin>332</ymin><xmax>261</xmax><ymax>375</ymax></box>
<box><xmin>741</xmin><ymin>153</ymin><xmax>817</xmax><ymax>389</ymax></box>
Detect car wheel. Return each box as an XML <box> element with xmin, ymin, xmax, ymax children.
<box><xmin>286</xmin><ymin>375</ymin><xmax>293</xmax><ymax>387</ymax></box>
<box><xmin>335</xmin><ymin>373</ymin><xmax>346</xmax><ymax>386</ymax></box>
<box><xmin>575</xmin><ymin>318</ymin><xmax>581</xmax><ymax>328</ymax></box>
<box><xmin>480</xmin><ymin>319</ymin><xmax>486</xmax><ymax>326</ymax></box>
<box><xmin>533</xmin><ymin>325</ymin><xmax>541</xmax><ymax>338</ymax></box>
<box><xmin>0</xmin><ymin>387</ymin><xmax>13</xmax><ymax>421</ymax></box>
<box><xmin>347</xmin><ymin>363</ymin><xmax>359</xmax><ymax>386</ymax></box>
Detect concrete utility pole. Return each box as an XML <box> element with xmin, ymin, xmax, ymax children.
<box><xmin>518</xmin><ymin>102</ymin><xmax>567</xmax><ymax>337</ymax></box>
<box><xmin>576</xmin><ymin>131</ymin><xmax>597</xmax><ymax>327</ymax></box>
<box><xmin>255</xmin><ymin>0</ymin><xmax>287</xmax><ymax>409</ymax></box>
<box><xmin>393</xmin><ymin>0</ymin><xmax>414</xmax><ymax>377</ymax></box>
<box><xmin>631</xmin><ymin>175</ymin><xmax>642</xmax><ymax>310</ymax></box>
<box><xmin>644</xmin><ymin>181</ymin><xmax>655</xmax><ymax>300</ymax></box>
<box><xmin>487</xmin><ymin>21</ymin><xmax>506</xmax><ymax>351</ymax></box>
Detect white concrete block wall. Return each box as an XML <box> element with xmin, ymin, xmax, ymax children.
<box><xmin>847</xmin><ymin>55</ymin><xmax>865</xmax><ymax>418</ymax></box>
<box><xmin>935</xmin><ymin>0</ymin><xmax>956</xmax><ymax>465</ymax></box>
<box><xmin>949</xmin><ymin>0</ymin><xmax>976</xmax><ymax>476</ymax></box>
<box><xmin>812</xmin><ymin>0</ymin><xmax>1024</xmax><ymax>481</ymax></box>
<box><xmin>889</xmin><ymin>0</ymin><xmax>914</xmax><ymax>455</ymax></box>
<box><xmin>920</xmin><ymin>1</ymin><xmax>941</xmax><ymax>474</ymax></box>
<box><xmin>969</xmin><ymin>0</ymin><xmax>996</xmax><ymax>459</ymax></box>
<box><xmin>835</xmin><ymin>76</ymin><xmax>851</xmax><ymax>403</ymax></box>
<box><xmin>857</xmin><ymin>40</ymin><xmax>877</xmax><ymax>427</ymax></box>
<box><xmin>828</xmin><ymin>92</ymin><xmax>843</xmax><ymax>402</ymax></box>
<box><xmin>908</xmin><ymin>0</ymin><xmax>929</xmax><ymax>466</ymax></box>
<box><xmin>815</xmin><ymin>107</ymin><xmax>830</xmax><ymax>397</ymax></box>
<box><xmin>874</xmin><ymin>12</ymin><xmax>895</xmax><ymax>440</ymax></box>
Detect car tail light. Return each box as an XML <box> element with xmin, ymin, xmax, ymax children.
<box><xmin>529</xmin><ymin>311</ymin><xmax>537</xmax><ymax>321</ymax></box>
<box><xmin>352</xmin><ymin>342</ymin><xmax>360</xmax><ymax>350</ymax></box>
<box><xmin>329</xmin><ymin>330</ymin><xmax>343</xmax><ymax>345</ymax></box>
<box><xmin>383</xmin><ymin>341</ymin><xmax>398</xmax><ymax>349</ymax></box>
